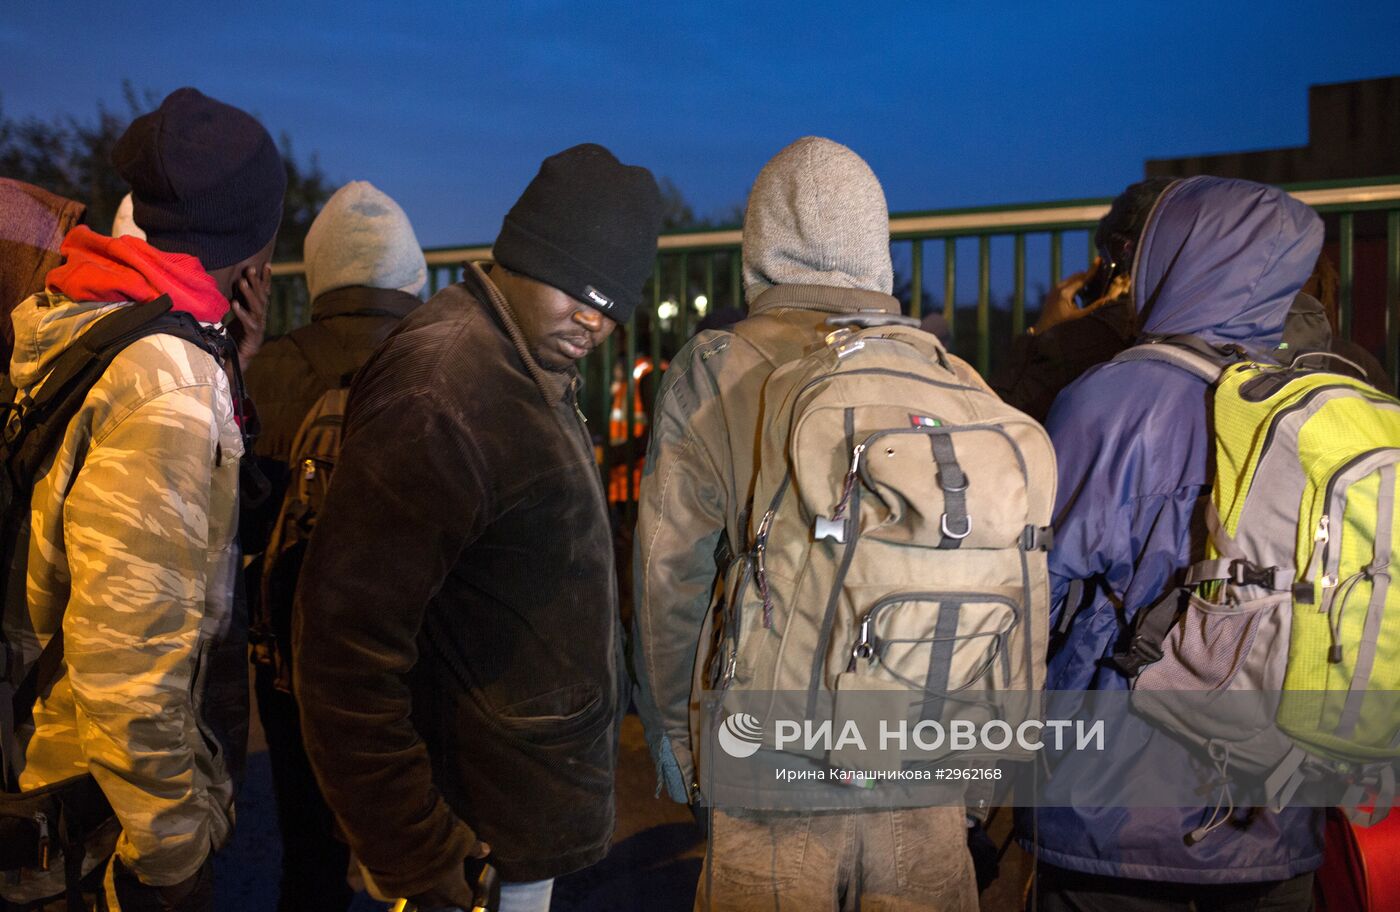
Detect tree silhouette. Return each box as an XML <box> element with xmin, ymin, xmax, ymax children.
<box><xmin>0</xmin><ymin>81</ymin><xmax>331</xmax><ymax>262</ymax></box>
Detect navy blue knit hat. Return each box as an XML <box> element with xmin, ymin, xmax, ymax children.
<box><xmin>112</xmin><ymin>87</ymin><xmax>286</xmax><ymax>270</ymax></box>
<box><xmin>493</xmin><ymin>144</ymin><xmax>662</xmax><ymax>323</ymax></box>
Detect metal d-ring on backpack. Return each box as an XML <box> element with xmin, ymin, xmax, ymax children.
<box><xmin>1107</xmin><ymin>335</ymin><xmax>1400</xmax><ymax>835</ymax></box>
<box><xmin>0</xmin><ymin>297</ymin><xmax>237</xmax><ymax>909</ymax></box>
<box><xmin>714</xmin><ymin>311</ymin><xmax>1055</xmax><ymax>774</ymax></box>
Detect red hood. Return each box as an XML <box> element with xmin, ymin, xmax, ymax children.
<box><xmin>46</xmin><ymin>225</ymin><xmax>229</xmax><ymax>323</ymax></box>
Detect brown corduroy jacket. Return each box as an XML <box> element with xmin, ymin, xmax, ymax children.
<box><xmin>293</xmin><ymin>265</ymin><xmax>625</xmax><ymax>897</ymax></box>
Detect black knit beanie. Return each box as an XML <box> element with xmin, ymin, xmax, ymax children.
<box><xmin>112</xmin><ymin>87</ymin><xmax>287</xmax><ymax>270</ymax></box>
<box><xmin>493</xmin><ymin>144</ymin><xmax>662</xmax><ymax>324</ymax></box>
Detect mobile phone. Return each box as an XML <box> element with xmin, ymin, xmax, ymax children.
<box><xmin>1076</xmin><ymin>257</ymin><xmax>1120</xmax><ymax>308</ymax></box>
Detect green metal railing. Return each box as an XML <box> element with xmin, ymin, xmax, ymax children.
<box><xmin>268</xmin><ymin>176</ymin><xmax>1400</xmax><ymax>509</ymax></box>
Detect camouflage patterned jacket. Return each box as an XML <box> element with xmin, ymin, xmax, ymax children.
<box><xmin>4</xmin><ymin>290</ymin><xmax>241</xmax><ymax>893</ymax></box>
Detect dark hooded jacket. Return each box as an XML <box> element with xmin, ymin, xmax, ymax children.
<box><xmin>1021</xmin><ymin>177</ymin><xmax>1326</xmax><ymax>882</ymax></box>
<box><xmin>240</xmin><ymin>285</ymin><xmax>422</xmax><ymax>557</ymax></box>
<box><xmin>244</xmin><ymin>286</ymin><xmax>422</xmax><ymax>465</ymax></box>
<box><xmin>991</xmin><ymin>298</ymin><xmax>1134</xmax><ymax>423</ymax></box>
<box><xmin>292</xmin><ymin>265</ymin><xmax>625</xmax><ymax>896</ymax></box>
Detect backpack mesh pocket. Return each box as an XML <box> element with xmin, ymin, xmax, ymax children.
<box><xmin>1138</xmin><ymin>593</ymin><xmax>1290</xmax><ymax>693</ymax></box>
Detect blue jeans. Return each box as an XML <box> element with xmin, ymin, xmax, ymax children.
<box><xmin>422</xmin><ymin>877</ymin><xmax>554</xmax><ymax>912</ymax></box>
<box><xmin>498</xmin><ymin>878</ymin><xmax>554</xmax><ymax>912</ymax></box>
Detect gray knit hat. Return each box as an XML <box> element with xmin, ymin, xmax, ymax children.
<box><xmin>304</xmin><ymin>181</ymin><xmax>427</xmax><ymax>300</ymax></box>
<box><xmin>742</xmin><ymin>136</ymin><xmax>892</xmax><ymax>299</ymax></box>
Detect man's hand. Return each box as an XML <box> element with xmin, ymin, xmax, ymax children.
<box><xmin>402</xmin><ymin>840</ymin><xmax>491</xmax><ymax>911</ymax></box>
<box><xmin>109</xmin><ymin>856</ymin><xmax>213</xmax><ymax>911</ymax></box>
<box><xmin>1032</xmin><ymin>259</ymin><xmax>1131</xmax><ymax>335</ymax></box>
<box><xmin>230</xmin><ymin>262</ymin><xmax>271</xmax><ymax>370</ymax></box>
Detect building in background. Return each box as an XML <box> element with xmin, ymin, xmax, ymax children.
<box><xmin>1147</xmin><ymin>76</ymin><xmax>1399</xmax><ymax>362</ymax></box>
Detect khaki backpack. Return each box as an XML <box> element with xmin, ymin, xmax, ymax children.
<box><xmin>715</xmin><ymin>313</ymin><xmax>1056</xmax><ymax>771</ymax></box>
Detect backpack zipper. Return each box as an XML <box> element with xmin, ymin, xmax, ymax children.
<box><xmin>1318</xmin><ymin>447</ymin><xmax>1400</xmax><ymax>589</ymax></box>
<box><xmin>1256</xmin><ymin>382</ymin><xmax>1395</xmax><ymax>463</ymax></box>
<box><xmin>1315</xmin><ymin>447</ymin><xmax>1400</xmax><ymax>664</ymax></box>
<box><xmin>849</xmin><ymin>591</ymin><xmax>1020</xmax><ymax>672</ymax></box>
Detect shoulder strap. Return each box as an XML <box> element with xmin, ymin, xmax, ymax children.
<box><xmin>1104</xmin><ymin>586</ymin><xmax>1188</xmax><ymax>679</ymax></box>
<box><xmin>6</xmin><ymin>299</ymin><xmax>221</xmax><ymax>486</ymax></box>
<box><xmin>1286</xmin><ymin>349</ymin><xmax>1369</xmax><ymax>381</ymax></box>
<box><xmin>1111</xmin><ymin>334</ymin><xmax>1243</xmax><ymax>383</ymax></box>
<box><xmin>288</xmin><ymin>320</ymin><xmax>358</xmax><ymax>390</ymax></box>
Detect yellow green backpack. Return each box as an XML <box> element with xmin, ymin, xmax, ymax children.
<box><xmin>1113</xmin><ymin>337</ymin><xmax>1400</xmax><ymax>827</ymax></box>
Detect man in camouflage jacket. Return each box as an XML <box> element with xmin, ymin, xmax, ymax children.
<box><xmin>3</xmin><ymin>88</ymin><xmax>284</xmax><ymax>909</ymax></box>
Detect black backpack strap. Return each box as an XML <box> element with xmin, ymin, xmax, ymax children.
<box><xmin>1058</xmin><ymin>579</ymin><xmax>1087</xmax><ymax>637</ymax></box>
<box><xmin>288</xmin><ymin>321</ymin><xmax>358</xmax><ymax>390</ymax></box>
<box><xmin>0</xmin><ymin>630</ymin><xmax>65</xmax><ymax>792</ymax></box>
<box><xmin>5</xmin><ymin>299</ymin><xmax>231</xmax><ymax>487</ymax></box>
<box><xmin>1104</xmin><ymin>585</ymin><xmax>1188</xmax><ymax>678</ymax></box>
<box><xmin>8</xmin><ymin>300</ymin><xmax>172</xmax><ymax>446</ymax></box>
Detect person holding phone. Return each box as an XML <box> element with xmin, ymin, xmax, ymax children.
<box><xmin>991</xmin><ymin>178</ymin><xmax>1172</xmax><ymax>422</ymax></box>
<box><xmin>2</xmin><ymin>87</ymin><xmax>285</xmax><ymax>911</ymax></box>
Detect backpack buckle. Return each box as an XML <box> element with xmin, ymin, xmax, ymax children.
<box><xmin>1133</xmin><ymin>633</ymin><xmax>1164</xmax><ymax>665</ymax></box>
<box><xmin>1106</xmin><ymin>633</ymin><xmax>1163</xmax><ymax>678</ymax></box>
<box><xmin>814</xmin><ymin>515</ymin><xmax>847</xmax><ymax>543</ymax></box>
<box><xmin>1229</xmin><ymin>559</ymin><xmax>1279</xmax><ymax>588</ymax></box>
<box><xmin>1021</xmin><ymin>525</ymin><xmax>1054</xmax><ymax>551</ymax></box>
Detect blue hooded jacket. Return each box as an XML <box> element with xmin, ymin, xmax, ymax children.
<box><xmin>1022</xmin><ymin>176</ymin><xmax>1327</xmax><ymax>882</ymax></box>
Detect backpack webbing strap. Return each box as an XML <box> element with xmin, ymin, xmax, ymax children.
<box><xmin>0</xmin><ymin>630</ymin><xmax>65</xmax><ymax>790</ymax></box>
<box><xmin>1104</xmin><ymin>587</ymin><xmax>1185</xmax><ymax>679</ymax></box>
<box><xmin>921</xmin><ymin>598</ymin><xmax>963</xmax><ymax>721</ymax></box>
<box><xmin>1112</xmin><ymin>334</ymin><xmax>1257</xmax><ymax>384</ymax></box>
<box><xmin>8</xmin><ymin>305</ymin><xmax>227</xmax><ymax>491</ymax></box>
<box><xmin>1341</xmin><ymin>764</ymin><xmax>1395</xmax><ymax>827</ymax></box>
<box><xmin>1185</xmin><ymin>559</ymin><xmax>1291</xmax><ymax>590</ymax></box>
<box><xmin>807</xmin><ymin>478</ymin><xmax>862</xmax><ymax>720</ymax></box>
<box><xmin>27</xmin><ymin>299</ymin><xmax>175</xmax><ymax>406</ymax></box>
<box><xmin>1057</xmin><ymin>579</ymin><xmax>1086</xmax><ymax>637</ymax></box>
<box><xmin>0</xmin><ymin>679</ymin><xmax>15</xmax><ymax>790</ymax></box>
<box><xmin>1336</xmin><ymin>464</ymin><xmax>1396</xmax><ymax>738</ymax></box>
<box><xmin>6</xmin><ymin>300</ymin><xmax>174</xmax><ymax>477</ymax></box>
<box><xmin>930</xmin><ymin>433</ymin><xmax>970</xmax><ymax>548</ymax></box>
<box><xmin>288</xmin><ymin>321</ymin><xmax>359</xmax><ymax>391</ymax></box>
<box><xmin>1263</xmin><ymin>743</ymin><xmax>1309</xmax><ymax>812</ymax></box>
<box><xmin>1113</xmin><ymin>344</ymin><xmax>1225</xmax><ymax>383</ymax></box>
<box><xmin>1186</xmin><ymin>500</ymin><xmax>1292</xmax><ymax>589</ymax></box>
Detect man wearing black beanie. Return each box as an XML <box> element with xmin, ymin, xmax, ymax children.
<box><xmin>294</xmin><ymin>144</ymin><xmax>662</xmax><ymax>912</ymax></box>
<box><xmin>3</xmin><ymin>87</ymin><xmax>283</xmax><ymax>911</ymax></box>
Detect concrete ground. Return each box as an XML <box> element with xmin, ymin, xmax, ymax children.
<box><xmin>213</xmin><ymin>683</ymin><xmax>1029</xmax><ymax>911</ymax></box>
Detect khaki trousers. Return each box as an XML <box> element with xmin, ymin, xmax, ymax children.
<box><xmin>696</xmin><ymin>806</ymin><xmax>977</xmax><ymax>912</ymax></box>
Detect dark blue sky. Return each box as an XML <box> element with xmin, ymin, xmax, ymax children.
<box><xmin>3</xmin><ymin>1</ymin><xmax>1397</xmax><ymax>248</ymax></box>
